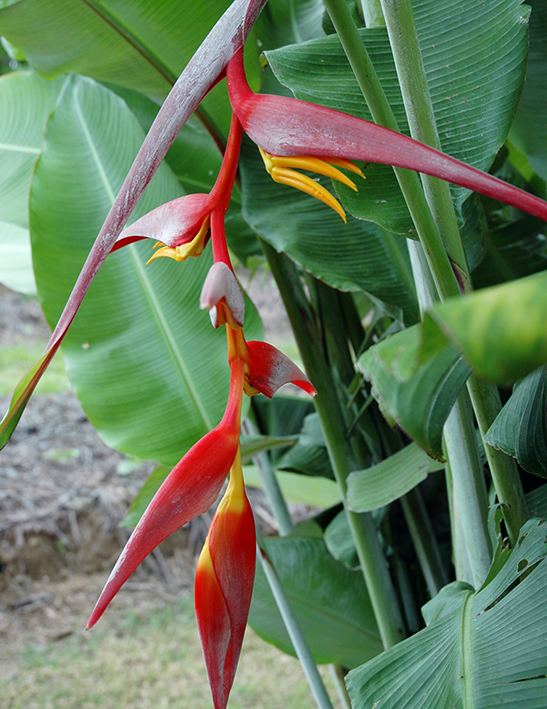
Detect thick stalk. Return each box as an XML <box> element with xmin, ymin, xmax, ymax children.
<box><xmin>243</xmin><ymin>415</ymin><xmax>293</xmax><ymax>536</ymax></box>
<box><xmin>323</xmin><ymin>0</ymin><xmax>493</xmax><ymax>582</ymax></box>
<box><xmin>323</xmin><ymin>283</ymin><xmax>448</xmax><ymax>593</ymax></box>
<box><xmin>408</xmin><ymin>243</ymin><xmax>487</xmax><ymax>583</ymax></box>
<box><xmin>322</xmin><ymin>0</ymin><xmax>460</xmax><ymax>300</ymax></box>
<box><xmin>261</xmin><ymin>241</ymin><xmax>404</xmax><ymax>649</ymax></box>
<box><xmin>245</xmin><ymin>414</ymin><xmax>350</xmax><ymax>706</ymax></box>
<box><xmin>256</xmin><ymin>535</ymin><xmax>334</xmax><ymax>709</ymax></box>
<box><xmin>359</xmin><ymin>0</ymin><xmax>385</xmax><ymax>27</ymax></box>
<box><xmin>380</xmin><ymin>0</ymin><xmax>528</xmax><ymax>543</ymax></box>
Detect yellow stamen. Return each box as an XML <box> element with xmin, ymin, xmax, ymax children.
<box><xmin>258</xmin><ymin>148</ymin><xmax>365</xmax><ymax>221</ymax></box>
<box><xmin>327</xmin><ymin>158</ymin><xmax>366</xmax><ymax>179</ymax></box>
<box><xmin>214</xmin><ymin>301</ymin><xmax>242</xmax><ymax>330</ymax></box>
<box><xmin>146</xmin><ymin>216</ymin><xmax>210</xmax><ymax>265</ymax></box>
<box><xmin>267</xmin><ymin>155</ymin><xmax>358</xmax><ymax>191</ymax></box>
<box><xmin>272</xmin><ymin>166</ymin><xmax>347</xmax><ymax>222</ymax></box>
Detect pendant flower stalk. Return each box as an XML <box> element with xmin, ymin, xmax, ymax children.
<box><xmin>84</xmin><ymin>109</ymin><xmax>315</xmax><ymax>708</ymax></box>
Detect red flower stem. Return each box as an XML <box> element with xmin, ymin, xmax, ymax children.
<box><xmin>210</xmin><ymin>113</ymin><xmax>243</xmax><ymax>205</ymax></box>
<box><xmin>210</xmin><ymin>114</ymin><xmax>242</xmax><ymax>267</ymax></box>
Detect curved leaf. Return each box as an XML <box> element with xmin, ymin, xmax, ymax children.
<box><xmin>423</xmin><ymin>272</ymin><xmax>547</xmax><ymax>385</ymax></box>
<box><xmin>30</xmin><ymin>76</ymin><xmax>259</xmax><ymax>466</ymax></box>
<box><xmin>510</xmin><ymin>0</ymin><xmax>547</xmax><ymax>180</ymax></box>
<box><xmin>359</xmin><ymin>327</ymin><xmax>471</xmax><ymax>459</ymax></box>
<box><xmin>347</xmin><ymin>520</ymin><xmax>547</xmax><ymax>708</ymax></box>
<box><xmin>347</xmin><ymin>443</ymin><xmax>443</xmax><ymax>512</ymax></box>
<box><xmin>249</xmin><ymin>536</ymin><xmax>382</xmax><ymax>667</ymax></box>
<box><xmin>0</xmin><ymin>71</ymin><xmax>64</xmax><ymax>293</ymax></box>
<box><xmin>485</xmin><ymin>367</ymin><xmax>547</xmax><ymax>478</ymax></box>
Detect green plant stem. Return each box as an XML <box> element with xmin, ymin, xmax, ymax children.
<box><xmin>407</xmin><ymin>238</ymin><xmax>490</xmax><ymax>584</ymax></box>
<box><xmin>359</xmin><ymin>0</ymin><xmax>385</xmax><ymax>27</ymax></box>
<box><xmin>400</xmin><ymin>488</ymin><xmax>448</xmax><ymax>597</ymax></box>
<box><xmin>322</xmin><ymin>0</ymin><xmax>460</xmax><ymax>301</ymax></box>
<box><xmin>380</xmin><ymin>0</ymin><xmax>528</xmax><ymax>544</ymax></box>
<box><xmin>323</xmin><ymin>0</ymin><xmax>493</xmax><ymax>582</ymax></box>
<box><xmin>256</xmin><ymin>534</ymin><xmax>334</xmax><ymax>709</ymax></box>
<box><xmin>244</xmin><ymin>414</ymin><xmax>294</xmax><ymax>536</ymax></box>
<box><xmin>379</xmin><ymin>0</ymin><xmax>469</xmax><ymax>286</ymax></box>
<box><xmin>328</xmin><ymin>284</ymin><xmax>449</xmax><ymax>594</ymax></box>
<box><xmin>245</xmin><ymin>413</ymin><xmax>350</xmax><ymax>704</ymax></box>
<box><xmin>261</xmin><ymin>240</ymin><xmax>404</xmax><ymax>649</ymax></box>
<box><xmin>329</xmin><ymin>665</ymin><xmax>352</xmax><ymax>709</ymax></box>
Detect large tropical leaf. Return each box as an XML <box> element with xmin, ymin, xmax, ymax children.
<box><xmin>510</xmin><ymin>0</ymin><xmax>547</xmax><ymax>180</ymax></box>
<box><xmin>0</xmin><ymin>0</ymin><xmax>237</xmax><ymax>132</ymax></box>
<box><xmin>485</xmin><ymin>367</ymin><xmax>547</xmax><ymax>478</ymax></box>
<box><xmin>266</xmin><ymin>0</ymin><xmax>528</xmax><ymax>238</ymax></box>
<box><xmin>249</xmin><ymin>536</ymin><xmax>382</xmax><ymax>667</ymax></box>
<box><xmin>0</xmin><ymin>71</ymin><xmax>64</xmax><ymax>292</ymax></box>
<box><xmin>346</xmin><ymin>519</ymin><xmax>547</xmax><ymax>707</ymax></box>
<box><xmin>347</xmin><ymin>443</ymin><xmax>443</xmax><ymax>512</ymax></box>
<box><xmin>30</xmin><ymin>76</ymin><xmax>259</xmax><ymax>466</ymax></box>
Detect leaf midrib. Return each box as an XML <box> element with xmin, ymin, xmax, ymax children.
<box><xmin>73</xmin><ymin>84</ymin><xmax>213</xmax><ymax>431</ymax></box>
<box><xmin>0</xmin><ymin>143</ymin><xmax>41</xmax><ymax>154</ymax></box>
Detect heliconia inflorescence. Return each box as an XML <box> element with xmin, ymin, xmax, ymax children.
<box><xmin>2</xmin><ymin>0</ymin><xmax>547</xmax><ymax>704</ymax></box>
<box><xmin>85</xmin><ymin>108</ymin><xmax>316</xmax><ymax>708</ymax></box>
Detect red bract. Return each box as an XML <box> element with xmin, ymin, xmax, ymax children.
<box><xmin>246</xmin><ymin>340</ymin><xmax>317</xmax><ymax>398</ymax></box>
<box><xmin>86</xmin><ymin>358</ymin><xmax>245</xmax><ymax>629</ymax></box>
<box><xmin>117</xmin><ymin>115</ymin><xmax>243</xmax><ymax>264</ymax></box>
<box><xmin>226</xmin><ymin>49</ymin><xmax>547</xmax><ymax>222</ymax></box>
<box><xmin>195</xmin><ymin>450</ymin><xmax>255</xmax><ymax>709</ymax></box>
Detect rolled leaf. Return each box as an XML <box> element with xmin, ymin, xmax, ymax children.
<box><xmin>0</xmin><ymin>0</ymin><xmax>267</xmax><ymax>449</ymax></box>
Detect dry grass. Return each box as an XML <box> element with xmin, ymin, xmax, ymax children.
<box><xmin>2</xmin><ymin>599</ymin><xmax>339</xmax><ymax>709</ymax></box>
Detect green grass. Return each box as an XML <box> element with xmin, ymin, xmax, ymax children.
<box><xmin>2</xmin><ymin>599</ymin><xmax>338</xmax><ymax>708</ymax></box>
<box><xmin>0</xmin><ymin>342</ymin><xmax>69</xmax><ymax>395</ymax></box>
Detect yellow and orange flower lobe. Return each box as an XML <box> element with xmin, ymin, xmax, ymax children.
<box><xmin>146</xmin><ymin>216</ymin><xmax>210</xmax><ymax>264</ymax></box>
<box><xmin>258</xmin><ymin>147</ymin><xmax>365</xmax><ymax>222</ymax></box>
<box><xmin>195</xmin><ymin>449</ymin><xmax>255</xmax><ymax>709</ymax></box>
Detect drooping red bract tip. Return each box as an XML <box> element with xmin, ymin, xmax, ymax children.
<box><xmin>112</xmin><ymin>193</ymin><xmax>212</xmax><ymax>252</ymax></box>
<box><xmin>195</xmin><ymin>455</ymin><xmax>256</xmax><ymax>709</ymax></box>
<box><xmin>226</xmin><ymin>49</ymin><xmax>547</xmax><ymax>222</ymax></box>
<box><xmin>86</xmin><ymin>359</ymin><xmax>245</xmax><ymax>629</ymax></box>
<box><xmin>246</xmin><ymin>340</ymin><xmax>316</xmax><ymax>397</ymax></box>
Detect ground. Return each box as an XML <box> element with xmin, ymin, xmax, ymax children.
<box><xmin>0</xmin><ymin>281</ymin><xmax>337</xmax><ymax>708</ymax></box>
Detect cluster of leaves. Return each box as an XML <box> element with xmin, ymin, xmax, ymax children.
<box><xmin>1</xmin><ymin>0</ymin><xmax>546</xmax><ymax>706</ymax></box>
